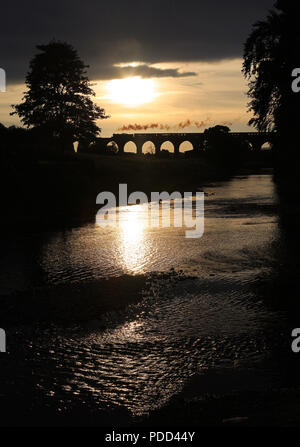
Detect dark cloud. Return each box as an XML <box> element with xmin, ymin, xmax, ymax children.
<box><xmin>1</xmin><ymin>0</ymin><xmax>275</xmax><ymax>84</ymax></box>
<box><xmin>101</xmin><ymin>64</ymin><xmax>197</xmax><ymax>79</ymax></box>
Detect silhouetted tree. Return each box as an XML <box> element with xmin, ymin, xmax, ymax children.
<box><xmin>107</xmin><ymin>141</ymin><xmax>118</xmax><ymax>154</ymax></box>
<box><xmin>204</xmin><ymin>125</ymin><xmax>230</xmax><ymax>158</ymax></box>
<box><xmin>11</xmin><ymin>41</ymin><xmax>108</xmax><ymax>152</ymax></box>
<box><xmin>243</xmin><ymin>0</ymin><xmax>300</xmax><ymax>164</ymax></box>
<box><xmin>0</xmin><ymin>123</ymin><xmax>8</xmax><ymax>159</ymax></box>
<box><xmin>204</xmin><ymin>125</ymin><xmax>248</xmax><ymax>168</ymax></box>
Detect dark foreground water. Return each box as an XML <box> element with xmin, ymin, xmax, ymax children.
<box><xmin>0</xmin><ymin>173</ymin><xmax>298</xmax><ymax>425</ymax></box>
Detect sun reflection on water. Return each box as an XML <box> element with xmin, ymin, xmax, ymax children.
<box><xmin>118</xmin><ymin>204</ymin><xmax>149</xmax><ymax>273</ymax></box>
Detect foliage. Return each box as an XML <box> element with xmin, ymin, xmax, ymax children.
<box><xmin>243</xmin><ymin>0</ymin><xmax>300</xmax><ymax>138</ymax></box>
<box><xmin>11</xmin><ymin>41</ymin><xmax>108</xmax><ymax>150</ymax></box>
<box><xmin>204</xmin><ymin>125</ymin><xmax>248</xmax><ymax>167</ymax></box>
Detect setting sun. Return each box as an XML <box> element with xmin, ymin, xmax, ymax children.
<box><xmin>106</xmin><ymin>76</ymin><xmax>156</xmax><ymax>106</ymax></box>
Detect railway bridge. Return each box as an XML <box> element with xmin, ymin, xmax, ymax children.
<box><xmin>89</xmin><ymin>132</ymin><xmax>275</xmax><ymax>155</ymax></box>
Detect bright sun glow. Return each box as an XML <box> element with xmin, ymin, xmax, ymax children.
<box><xmin>107</xmin><ymin>77</ymin><xmax>156</xmax><ymax>106</ymax></box>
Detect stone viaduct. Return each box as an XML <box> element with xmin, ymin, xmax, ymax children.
<box><xmin>85</xmin><ymin>132</ymin><xmax>275</xmax><ymax>155</ymax></box>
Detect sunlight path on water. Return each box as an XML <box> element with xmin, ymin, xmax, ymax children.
<box><xmin>1</xmin><ymin>175</ymin><xmax>284</xmax><ymax>416</ymax></box>
<box><xmin>36</xmin><ymin>175</ymin><xmax>279</xmax><ymax>283</ymax></box>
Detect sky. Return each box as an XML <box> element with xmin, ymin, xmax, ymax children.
<box><xmin>0</xmin><ymin>0</ymin><xmax>275</xmax><ymax>140</ymax></box>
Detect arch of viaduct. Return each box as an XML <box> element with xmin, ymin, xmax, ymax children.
<box><xmin>94</xmin><ymin>132</ymin><xmax>275</xmax><ymax>155</ymax></box>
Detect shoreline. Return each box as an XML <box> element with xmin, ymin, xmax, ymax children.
<box><xmin>0</xmin><ymin>156</ymin><xmax>273</xmax><ymax>233</ymax></box>
<box><xmin>0</xmin><ymin>164</ymin><xmax>273</xmax><ymax>233</ymax></box>
<box><xmin>0</xmin><ymin>274</ymin><xmax>148</xmax><ymax>328</ymax></box>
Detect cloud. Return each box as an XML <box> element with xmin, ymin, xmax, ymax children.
<box><xmin>106</xmin><ymin>64</ymin><xmax>197</xmax><ymax>79</ymax></box>
<box><xmin>1</xmin><ymin>0</ymin><xmax>274</xmax><ymax>84</ymax></box>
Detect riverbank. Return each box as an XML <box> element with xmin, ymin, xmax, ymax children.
<box><xmin>143</xmin><ymin>369</ymin><xmax>300</xmax><ymax>427</ymax></box>
<box><xmin>0</xmin><ymin>152</ymin><xmax>269</xmax><ymax>231</ymax></box>
<box><xmin>0</xmin><ymin>274</ymin><xmax>147</xmax><ymax>328</ymax></box>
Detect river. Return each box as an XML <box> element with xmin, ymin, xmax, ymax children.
<box><xmin>1</xmin><ymin>173</ymin><xmax>295</xmax><ymax>423</ymax></box>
